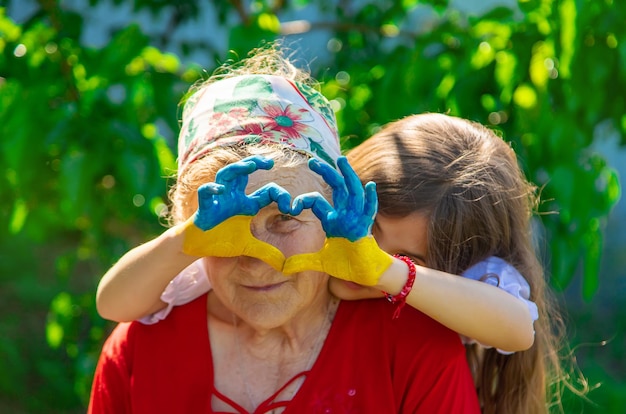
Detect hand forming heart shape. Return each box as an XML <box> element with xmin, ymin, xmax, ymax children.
<box><xmin>178</xmin><ymin>155</ymin><xmax>393</xmax><ymax>286</ymax></box>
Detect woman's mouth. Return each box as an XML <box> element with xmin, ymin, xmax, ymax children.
<box><xmin>242</xmin><ymin>281</ymin><xmax>288</xmax><ymax>292</ymax></box>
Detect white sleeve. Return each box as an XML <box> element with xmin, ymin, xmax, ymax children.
<box><xmin>138</xmin><ymin>259</ymin><xmax>211</xmax><ymax>325</ymax></box>
<box><xmin>460</xmin><ymin>256</ymin><xmax>539</xmax><ymax>354</ymax></box>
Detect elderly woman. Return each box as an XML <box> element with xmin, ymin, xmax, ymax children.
<box><xmin>88</xmin><ymin>46</ymin><xmax>480</xmax><ymax>413</ymax></box>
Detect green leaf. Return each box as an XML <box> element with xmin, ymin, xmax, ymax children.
<box><xmin>0</xmin><ymin>10</ymin><xmax>22</xmax><ymax>42</ymax></box>
<box><xmin>548</xmin><ymin>165</ymin><xmax>575</xmax><ymax>214</ymax></box>
<box><xmin>8</xmin><ymin>198</ymin><xmax>28</xmax><ymax>234</ymax></box>
<box><xmin>557</xmin><ymin>0</ymin><xmax>576</xmax><ymax>79</ymax></box>
<box><xmin>96</xmin><ymin>24</ymin><xmax>150</xmax><ymax>79</ymax></box>
<box><xmin>582</xmin><ymin>228</ymin><xmax>602</xmax><ymax>300</ymax></box>
<box><xmin>600</xmin><ymin>167</ymin><xmax>622</xmax><ymax>212</ymax></box>
<box><xmin>513</xmin><ymin>83</ymin><xmax>538</xmax><ymax>109</ymax></box>
<box><xmin>46</xmin><ymin>292</ymin><xmax>74</xmax><ymax>349</ymax></box>
<box><xmin>58</xmin><ymin>149</ymin><xmax>89</xmax><ymax>220</ymax></box>
<box><xmin>550</xmin><ymin>236</ymin><xmax>579</xmax><ymax>290</ymax></box>
<box><xmin>153</xmin><ymin>137</ymin><xmax>177</xmax><ymax>176</ymax></box>
<box><xmin>46</xmin><ymin>319</ymin><xmax>64</xmax><ymax>349</ymax></box>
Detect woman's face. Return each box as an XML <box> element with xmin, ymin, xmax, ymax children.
<box><xmin>328</xmin><ymin>212</ymin><xmax>429</xmax><ymax>300</ymax></box>
<box><xmin>205</xmin><ymin>164</ymin><xmax>330</xmax><ymax>329</ymax></box>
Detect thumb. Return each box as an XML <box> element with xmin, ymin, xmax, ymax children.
<box><xmin>283</xmin><ymin>252</ymin><xmax>325</xmax><ymax>275</ymax></box>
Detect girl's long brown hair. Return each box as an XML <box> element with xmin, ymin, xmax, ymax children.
<box><xmin>348</xmin><ymin>113</ymin><xmax>586</xmax><ymax>413</ymax></box>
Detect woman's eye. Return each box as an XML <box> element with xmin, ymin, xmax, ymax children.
<box><xmin>268</xmin><ymin>214</ymin><xmax>300</xmax><ymax>233</ymax></box>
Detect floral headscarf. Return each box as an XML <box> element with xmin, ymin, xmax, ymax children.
<box><xmin>177</xmin><ymin>75</ymin><xmax>342</xmax><ymax>173</ymax></box>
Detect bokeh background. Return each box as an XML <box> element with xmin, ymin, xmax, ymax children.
<box><xmin>1</xmin><ymin>0</ymin><xmax>624</xmax><ymax>412</ymax></box>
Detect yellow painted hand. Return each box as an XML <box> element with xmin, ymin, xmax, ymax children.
<box><xmin>282</xmin><ymin>236</ymin><xmax>393</xmax><ymax>286</ymax></box>
<box><xmin>178</xmin><ymin>215</ymin><xmax>286</xmax><ymax>271</ymax></box>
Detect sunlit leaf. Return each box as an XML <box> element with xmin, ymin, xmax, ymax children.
<box><xmin>8</xmin><ymin>198</ymin><xmax>27</xmax><ymax>234</ymax></box>
<box><xmin>349</xmin><ymin>84</ymin><xmax>372</xmax><ymax>111</ymax></box>
<box><xmin>558</xmin><ymin>0</ymin><xmax>576</xmax><ymax>78</ymax></box>
<box><xmin>513</xmin><ymin>84</ymin><xmax>538</xmax><ymax>109</ymax></box>
<box><xmin>97</xmin><ymin>24</ymin><xmax>149</xmax><ymax>79</ymax></box>
<box><xmin>472</xmin><ymin>20</ymin><xmax>512</xmax><ymax>50</ymax></box>
<box><xmin>258</xmin><ymin>13</ymin><xmax>280</xmax><ymax>33</ymax></box>
<box><xmin>604</xmin><ymin>167</ymin><xmax>621</xmax><ymax>206</ymax></box>
<box><xmin>46</xmin><ymin>319</ymin><xmax>64</xmax><ymax>349</ymax></box>
<box><xmin>530</xmin><ymin>41</ymin><xmax>553</xmax><ymax>89</ymax></box>
<box><xmin>0</xmin><ymin>10</ymin><xmax>22</xmax><ymax>44</ymax></box>
<box><xmin>143</xmin><ymin>47</ymin><xmax>181</xmax><ymax>73</ymax></box>
<box><xmin>436</xmin><ymin>73</ymin><xmax>455</xmax><ymax>99</ymax></box>
<box><xmin>481</xmin><ymin>94</ymin><xmax>496</xmax><ymax>111</ymax></box>
<box><xmin>51</xmin><ymin>292</ymin><xmax>73</xmax><ymax>318</ymax></box>
<box><xmin>153</xmin><ymin>137</ymin><xmax>177</xmax><ymax>176</ymax></box>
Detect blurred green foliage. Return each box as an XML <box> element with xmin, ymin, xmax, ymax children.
<box><xmin>0</xmin><ymin>0</ymin><xmax>624</xmax><ymax>412</ymax></box>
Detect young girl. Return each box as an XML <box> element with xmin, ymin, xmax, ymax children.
<box><xmin>338</xmin><ymin>113</ymin><xmax>568</xmax><ymax>413</ymax></box>
<box><xmin>278</xmin><ymin>113</ymin><xmax>585</xmax><ymax>413</ymax></box>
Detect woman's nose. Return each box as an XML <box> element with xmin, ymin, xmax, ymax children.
<box><xmin>249</xmin><ymin>218</ymin><xmax>265</xmax><ymax>241</ymax></box>
<box><xmin>249</xmin><ymin>218</ymin><xmax>282</xmax><ymax>250</ymax></box>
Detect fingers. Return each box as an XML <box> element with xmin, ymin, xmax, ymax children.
<box><xmin>215</xmin><ymin>155</ymin><xmax>273</xmax><ymax>184</ymax></box>
<box><xmin>290</xmin><ymin>198</ymin><xmax>303</xmax><ymax>216</ymax></box>
<box><xmin>310</xmin><ymin>156</ymin><xmax>367</xmax><ymax>213</ymax></box>
<box><xmin>250</xmin><ymin>183</ymin><xmax>293</xmax><ymax>214</ymax></box>
<box><xmin>198</xmin><ymin>182</ymin><xmax>225</xmax><ymax>196</ymax></box>
<box><xmin>308</xmin><ymin>158</ymin><xmax>348</xmax><ymax>203</ymax></box>
<box><xmin>215</xmin><ymin>161</ymin><xmax>255</xmax><ymax>183</ymax></box>
<box><xmin>292</xmin><ymin>192</ymin><xmax>333</xmax><ymax>222</ymax></box>
<box><xmin>244</xmin><ymin>155</ymin><xmax>274</xmax><ymax>171</ymax></box>
<box><xmin>243</xmin><ymin>238</ymin><xmax>286</xmax><ymax>271</ymax></box>
<box><xmin>337</xmin><ymin>156</ymin><xmax>365</xmax><ymax>214</ymax></box>
<box><xmin>197</xmin><ymin>183</ymin><xmax>225</xmax><ymax>208</ymax></box>
<box><xmin>363</xmin><ymin>181</ymin><xmax>378</xmax><ymax>226</ymax></box>
<box><xmin>270</xmin><ymin>186</ymin><xmax>293</xmax><ymax>215</ymax></box>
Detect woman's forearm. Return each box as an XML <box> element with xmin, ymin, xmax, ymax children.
<box><xmin>96</xmin><ymin>226</ymin><xmax>198</xmax><ymax>322</ymax></box>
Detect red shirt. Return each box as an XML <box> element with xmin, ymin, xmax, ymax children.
<box><xmin>89</xmin><ymin>295</ymin><xmax>480</xmax><ymax>413</ymax></box>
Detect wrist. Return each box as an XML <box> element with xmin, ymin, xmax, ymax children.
<box><xmin>375</xmin><ymin>256</ymin><xmax>410</xmax><ymax>294</ymax></box>
<box><xmin>164</xmin><ymin>223</ymin><xmax>199</xmax><ymax>260</ymax></box>
<box><xmin>381</xmin><ymin>255</ymin><xmax>416</xmax><ymax>319</ymax></box>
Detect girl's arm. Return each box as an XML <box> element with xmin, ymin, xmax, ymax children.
<box><xmin>294</xmin><ymin>157</ymin><xmax>536</xmax><ymax>353</ymax></box>
<box><xmin>376</xmin><ymin>258</ymin><xmax>536</xmax><ymax>353</ymax></box>
<box><xmin>96</xmin><ymin>225</ymin><xmax>197</xmax><ymax>322</ymax></box>
<box><xmin>97</xmin><ymin>155</ymin><xmax>294</xmax><ymax>323</ymax></box>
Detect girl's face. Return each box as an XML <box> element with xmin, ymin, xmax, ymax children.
<box><xmin>328</xmin><ymin>212</ymin><xmax>429</xmax><ymax>300</ymax></box>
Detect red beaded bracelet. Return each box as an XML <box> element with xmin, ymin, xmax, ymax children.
<box><xmin>382</xmin><ymin>254</ymin><xmax>416</xmax><ymax>319</ymax></box>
